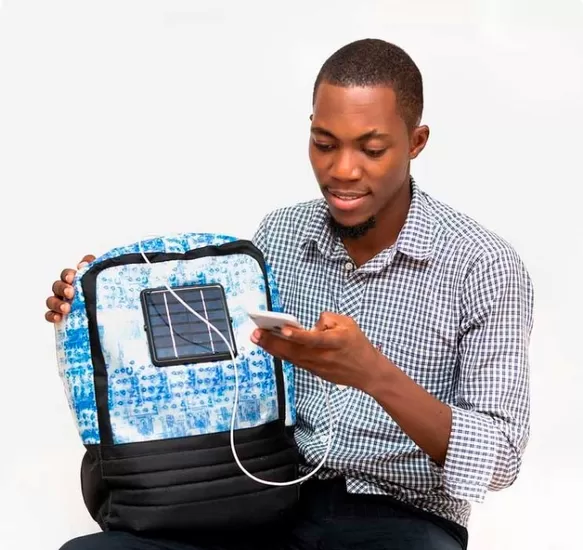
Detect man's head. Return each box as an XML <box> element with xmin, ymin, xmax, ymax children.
<box><xmin>309</xmin><ymin>38</ymin><xmax>429</xmax><ymax>240</ymax></box>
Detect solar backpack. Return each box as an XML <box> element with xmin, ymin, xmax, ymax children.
<box><xmin>54</xmin><ymin>233</ymin><xmax>298</xmax><ymax>534</ymax></box>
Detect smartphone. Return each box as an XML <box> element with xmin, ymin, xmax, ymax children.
<box><xmin>247</xmin><ymin>310</ymin><xmax>303</xmax><ymax>334</ymax></box>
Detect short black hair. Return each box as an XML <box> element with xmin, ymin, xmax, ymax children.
<box><xmin>312</xmin><ymin>38</ymin><xmax>424</xmax><ymax>129</ymax></box>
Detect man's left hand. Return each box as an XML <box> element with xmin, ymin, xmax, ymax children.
<box><xmin>250</xmin><ymin>312</ymin><xmax>385</xmax><ymax>393</ymax></box>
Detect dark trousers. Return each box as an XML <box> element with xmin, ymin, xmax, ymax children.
<box><xmin>60</xmin><ymin>479</ymin><xmax>465</xmax><ymax>550</ymax></box>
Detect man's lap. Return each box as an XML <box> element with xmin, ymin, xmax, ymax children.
<box><xmin>59</xmin><ymin>480</ymin><xmax>464</xmax><ymax>550</ymax></box>
<box><xmin>61</xmin><ymin>519</ymin><xmax>460</xmax><ymax>550</ymax></box>
<box><xmin>60</xmin><ymin>518</ymin><xmax>460</xmax><ymax>550</ymax></box>
<box><xmin>59</xmin><ymin>530</ymin><xmax>278</xmax><ymax>550</ymax></box>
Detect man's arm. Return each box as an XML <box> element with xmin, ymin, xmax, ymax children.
<box><xmin>251</xmin><ymin>237</ymin><xmax>533</xmax><ymax>503</ymax></box>
<box><xmin>365</xmin><ymin>356</ymin><xmax>453</xmax><ymax>465</ymax></box>
<box><xmin>366</xmin><ymin>247</ymin><xmax>534</xmax><ymax>502</ymax></box>
<box><xmin>251</xmin><ymin>215</ymin><xmax>268</xmax><ymax>253</ymax></box>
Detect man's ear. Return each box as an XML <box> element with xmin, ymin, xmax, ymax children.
<box><xmin>410</xmin><ymin>125</ymin><xmax>430</xmax><ymax>159</ymax></box>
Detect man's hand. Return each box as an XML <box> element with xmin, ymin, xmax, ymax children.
<box><xmin>250</xmin><ymin>311</ymin><xmax>384</xmax><ymax>393</ymax></box>
<box><xmin>44</xmin><ymin>254</ymin><xmax>96</xmax><ymax>323</ymax></box>
<box><xmin>252</xmin><ymin>310</ymin><xmax>453</xmax><ymax>465</ymax></box>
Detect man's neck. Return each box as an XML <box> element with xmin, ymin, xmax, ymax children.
<box><xmin>342</xmin><ymin>182</ymin><xmax>412</xmax><ymax>266</ymax></box>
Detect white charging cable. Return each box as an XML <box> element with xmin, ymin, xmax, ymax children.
<box><xmin>137</xmin><ymin>235</ymin><xmax>340</xmax><ymax>487</ymax></box>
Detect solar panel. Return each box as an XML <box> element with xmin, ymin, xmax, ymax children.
<box><xmin>140</xmin><ymin>283</ymin><xmax>237</xmax><ymax>367</ymax></box>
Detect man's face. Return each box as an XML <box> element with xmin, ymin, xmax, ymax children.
<box><xmin>309</xmin><ymin>83</ymin><xmax>428</xmax><ymax>230</ymax></box>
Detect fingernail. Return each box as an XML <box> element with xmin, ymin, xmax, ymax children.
<box><xmin>282</xmin><ymin>328</ymin><xmax>292</xmax><ymax>337</ymax></box>
<box><xmin>60</xmin><ymin>303</ymin><xmax>70</xmax><ymax>313</ymax></box>
<box><xmin>78</xmin><ymin>262</ymin><xmax>88</xmax><ymax>269</ymax></box>
<box><xmin>64</xmin><ymin>287</ymin><xmax>73</xmax><ymax>299</ymax></box>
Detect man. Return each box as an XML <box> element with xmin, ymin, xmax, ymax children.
<box><xmin>45</xmin><ymin>38</ymin><xmax>534</xmax><ymax>550</ymax></box>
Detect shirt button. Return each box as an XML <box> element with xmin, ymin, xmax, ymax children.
<box><xmin>319</xmin><ymin>433</ymin><xmax>329</xmax><ymax>444</ymax></box>
<box><xmin>344</xmin><ymin>261</ymin><xmax>354</xmax><ymax>271</ymax></box>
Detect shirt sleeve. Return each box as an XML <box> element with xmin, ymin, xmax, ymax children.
<box><xmin>436</xmin><ymin>246</ymin><xmax>534</xmax><ymax>503</ymax></box>
<box><xmin>251</xmin><ymin>214</ymin><xmax>269</xmax><ymax>255</ymax></box>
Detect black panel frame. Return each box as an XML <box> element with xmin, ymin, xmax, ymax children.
<box><xmin>140</xmin><ymin>283</ymin><xmax>238</xmax><ymax>368</ymax></box>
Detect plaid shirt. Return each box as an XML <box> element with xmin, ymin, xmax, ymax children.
<box><xmin>252</xmin><ymin>179</ymin><xmax>533</xmax><ymax>528</ymax></box>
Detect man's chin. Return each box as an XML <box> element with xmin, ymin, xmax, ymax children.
<box><xmin>329</xmin><ymin>215</ymin><xmax>376</xmax><ymax>240</ymax></box>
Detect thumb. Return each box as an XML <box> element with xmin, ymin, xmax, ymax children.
<box><xmin>314</xmin><ymin>311</ymin><xmax>341</xmax><ymax>331</ymax></box>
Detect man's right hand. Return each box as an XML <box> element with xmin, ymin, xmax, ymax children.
<box><xmin>45</xmin><ymin>254</ymin><xmax>96</xmax><ymax>323</ymax></box>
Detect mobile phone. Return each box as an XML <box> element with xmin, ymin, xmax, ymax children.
<box><xmin>247</xmin><ymin>310</ymin><xmax>303</xmax><ymax>333</ymax></box>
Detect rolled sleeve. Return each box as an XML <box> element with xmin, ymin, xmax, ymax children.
<box><xmin>435</xmin><ymin>246</ymin><xmax>534</xmax><ymax>502</ymax></box>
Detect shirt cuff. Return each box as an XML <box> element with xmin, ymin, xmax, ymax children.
<box><xmin>430</xmin><ymin>405</ymin><xmax>499</xmax><ymax>503</ymax></box>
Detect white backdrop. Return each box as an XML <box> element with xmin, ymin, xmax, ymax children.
<box><xmin>1</xmin><ymin>1</ymin><xmax>582</xmax><ymax>549</ymax></box>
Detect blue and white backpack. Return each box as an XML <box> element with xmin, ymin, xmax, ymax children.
<box><xmin>54</xmin><ymin>233</ymin><xmax>298</xmax><ymax>534</ymax></box>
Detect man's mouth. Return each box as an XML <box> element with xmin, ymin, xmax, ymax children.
<box><xmin>326</xmin><ymin>190</ymin><xmax>370</xmax><ymax>201</ymax></box>
<box><xmin>324</xmin><ymin>189</ymin><xmax>371</xmax><ymax>212</ymax></box>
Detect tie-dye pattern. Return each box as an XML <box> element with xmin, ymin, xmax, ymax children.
<box><xmin>54</xmin><ymin>233</ymin><xmax>295</xmax><ymax>445</ymax></box>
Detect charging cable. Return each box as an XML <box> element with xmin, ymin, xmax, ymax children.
<box><xmin>137</xmin><ymin>235</ymin><xmax>343</xmax><ymax>487</ymax></box>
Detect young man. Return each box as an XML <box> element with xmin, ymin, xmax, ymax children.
<box><xmin>45</xmin><ymin>39</ymin><xmax>534</xmax><ymax>550</ymax></box>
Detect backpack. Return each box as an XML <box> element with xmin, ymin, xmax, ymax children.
<box><xmin>54</xmin><ymin>233</ymin><xmax>299</xmax><ymax>534</ymax></box>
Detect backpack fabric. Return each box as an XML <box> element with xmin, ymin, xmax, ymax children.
<box><xmin>54</xmin><ymin>233</ymin><xmax>298</xmax><ymax>534</ymax></box>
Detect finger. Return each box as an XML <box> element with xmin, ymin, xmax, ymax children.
<box><xmin>45</xmin><ymin>311</ymin><xmax>62</xmax><ymax>323</ymax></box>
<box><xmin>250</xmin><ymin>328</ymin><xmax>264</xmax><ymax>345</ymax></box>
<box><xmin>77</xmin><ymin>254</ymin><xmax>96</xmax><ymax>269</ymax></box>
<box><xmin>316</xmin><ymin>311</ymin><xmax>342</xmax><ymax>330</ymax></box>
<box><xmin>60</xmin><ymin>268</ymin><xmax>77</xmax><ymax>284</ymax></box>
<box><xmin>251</xmin><ymin>329</ymin><xmax>280</xmax><ymax>348</ymax></box>
<box><xmin>46</xmin><ymin>296</ymin><xmax>71</xmax><ymax>315</ymax></box>
<box><xmin>279</xmin><ymin>326</ymin><xmax>339</xmax><ymax>348</ymax></box>
<box><xmin>251</xmin><ymin>329</ymin><xmax>294</xmax><ymax>360</ymax></box>
<box><xmin>52</xmin><ymin>280</ymin><xmax>75</xmax><ymax>300</ymax></box>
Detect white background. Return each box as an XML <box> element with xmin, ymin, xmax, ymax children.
<box><xmin>1</xmin><ymin>1</ymin><xmax>582</xmax><ymax>548</ymax></box>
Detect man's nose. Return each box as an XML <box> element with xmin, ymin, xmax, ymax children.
<box><xmin>329</xmin><ymin>150</ymin><xmax>362</xmax><ymax>181</ymax></box>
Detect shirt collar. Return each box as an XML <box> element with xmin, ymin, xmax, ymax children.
<box><xmin>299</xmin><ymin>177</ymin><xmax>437</xmax><ymax>264</ymax></box>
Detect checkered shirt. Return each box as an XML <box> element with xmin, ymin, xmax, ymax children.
<box><xmin>252</xmin><ymin>179</ymin><xmax>534</xmax><ymax>528</ymax></box>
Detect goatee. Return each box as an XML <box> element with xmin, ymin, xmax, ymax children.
<box><xmin>330</xmin><ymin>215</ymin><xmax>376</xmax><ymax>240</ymax></box>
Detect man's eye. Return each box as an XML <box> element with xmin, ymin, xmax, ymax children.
<box><xmin>363</xmin><ymin>148</ymin><xmax>387</xmax><ymax>158</ymax></box>
<box><xmin>313</xmin><ymin>141</ymin><xmax>335</xmax><ymax>152</ymax></box>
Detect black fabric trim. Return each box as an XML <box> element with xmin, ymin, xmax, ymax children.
<box><xmin>108</xmin><ymin>484</ymin><xmax>299</xmax><ymax>533</ymax></box>
<box><xmin>81</xmin><ymin>421</ymin><xmax>299</xmax><ymax>532</ymax></box>
<box><xmin>81</xmin><ymin>273</ymin><xmax>111</xmax><ymax>445</ymax></box>
<box><xmin>81</xmin><ymin>239</ymin><xmax>287</xmax><ymax>446</ymax></box>
<box><xmin>99</xmin><ymin>417</ymin><xmax>293</xmax><ymax>460</ymax></box>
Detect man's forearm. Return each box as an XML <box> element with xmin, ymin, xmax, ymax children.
<box><xmin>364</xmin><ymin>352</ymin><xmax>452</xmax><ymax>465</ymax></box>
